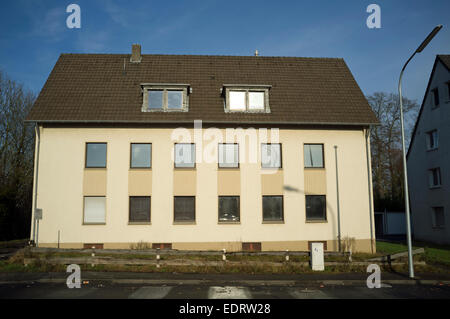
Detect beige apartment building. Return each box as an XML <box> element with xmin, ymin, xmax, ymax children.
<box><xmin>26</xmin><ymin>45</ymin><xmax>379</xmax><ymax>252</ymax></box>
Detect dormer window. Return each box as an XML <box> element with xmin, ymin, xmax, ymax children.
<box><xmin>223</xmin><ymin>85</ymin><xmax>271</xmax><ymax>113</ymax></box>
<box><xmin>141</xmin><ymin>84</ymin><xmax>189</xmax><ymax>112</ymax></box>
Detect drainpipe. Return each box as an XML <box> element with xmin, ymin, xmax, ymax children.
<box><xmin>32</xmin><ymin>124</ymin><xmax>41</xmax><ymax>244</ymax></box>
<box><xmin>334</xmin><ymin>145</ymin><xmax>341</xmax><ymax>252</ymax></box>
<box><xmin>365</xmin><ymin>128</ymin><xmax>375</xmax><ymax>253</ymax></box>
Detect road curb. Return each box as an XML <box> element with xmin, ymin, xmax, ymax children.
<box><xmin>1</xmin><ymin>278</ymin><xmax>449</xmax><ymax>287</ymax></box>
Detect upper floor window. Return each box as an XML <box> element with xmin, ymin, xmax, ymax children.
<box><xmin>223</xmin><ymin>85</ymin><xmax>271</xmax><ymax>113</ymax></box>
<box><xmin>447</xmin><ymin>82</ymin><xmax>450</xmax><ymax>100</ymax></box>
<box><xmin>431</xmin><ymin>88</ymin><xmax>439</xmax><ymax>108</ymax></box>
<box><xmin>304</xmin><ymin>144</ymin><xmax>324</xmax><ymax>168</ymax></box>
<box><xmin>218</xmin><ymin>143</ymin><xmax>239</xmax><ymax>168</ymax></box>
<box><xmin>85</xmin><ymin>143</ymin><xmax>107</xmax><ymax>168</ymax></box>
<box><xmin>141</xmin><ymin>84</ymin><xmax>189</xmax><ymax>112</ymax></box>
<box><xmin>174</xmin><ymin>143</ymin><xmax>195</xmax><ymax>168</ymax></box>
<box><xmin>426</xmin><ymin>130</ymin><xmax>438</xmax><ymax>150</ymax></box>
<box><xmin>428</xmin><ymin>167</ymin><xmax>442</xmax><ymax>188</ymax></box>
<box><xmin>261</xmin><ymin>143</ymin><xmax>282</xmax><ymax>168</ymax></box>
<box><xmin>131</xmin><ymin>143</ymin><xmax>152</xmax><ymax>168</ymax></box>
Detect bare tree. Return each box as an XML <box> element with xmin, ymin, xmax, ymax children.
<box><xmin>367</xmin><ymin>92</ymin><xmax>419</xmax><ymax>212</ymax></box>
<box><xmin>0</xmin><ymin>70</ymin><xmax>35</xmax><ymax>240</ymax></box>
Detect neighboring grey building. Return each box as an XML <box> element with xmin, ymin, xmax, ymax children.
<box><xmin>408</xmin><ymin>55</ymin><xmax>450</xmax><ymax>245</ymax></box>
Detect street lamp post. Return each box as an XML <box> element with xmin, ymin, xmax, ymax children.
<box><xmin>398</xmin><ymin>24</ymin><xmax>442</xmax><ymax>279</ymax></box>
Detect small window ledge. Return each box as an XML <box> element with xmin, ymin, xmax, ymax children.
<box><xmin>218</xmin><ymin>221</ymin><xmax>241</xmax><ymax>225</ymax></box>
<box><xmin>262</xmin><ymin>220</ymin><xmax>284</xmax><ymax>224</ymax></box>
<box><xmin>128</xmin><ymin>222</ymin><xmax>151</xmax><ymax>225</ymax></box>
<box><xmin>82</xmin><ymin>223</ymin><xmax>106</xmax><ymax>226</ymax></box>
<box><xmin>429</xmin><ymin>185</ymin><xmax>442</xmax><ymax>190</ymax></box>
<box><xmin>305</xmin><ymin>220</ymin><xmax>327</xmax><ymax>223</ymax></box>
<box><xmin>173</xmin><ymin>221</ymin><xmax>196</xmax><ymax>225</ymax></box>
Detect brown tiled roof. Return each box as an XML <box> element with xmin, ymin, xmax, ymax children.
<box><xmin>26</xmin><ymin>53</ymin><xmax>378</xmax><ymax>125</ymax></box>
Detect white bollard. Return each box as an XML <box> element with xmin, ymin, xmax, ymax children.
<box><xmin>91</xmin><ymin>246</ymin><xmax>95</xmax><ymax>267</ymax></box>
<box><xmin>156</xmin><ymin>248</ymin><xmax>161</xmax><ymax>268</ymax></box>
<box><xmin>222</xmin><ymin>249</ymin><xmax>226</xmax><ymax>261</ymax></box>
<box><xmin>285</xmin><ymin>249</ymin><xmax>290</xmax><ymax>262</ymax></box>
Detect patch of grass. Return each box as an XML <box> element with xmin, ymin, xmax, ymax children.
<box><xmin>129</xmin><ymin>241</ymin><xmax>152</xmax><ymax>250</ymax></box>
<box><xmin>376</xmin><ymin>241</ymin><xmax>414</xmax><ymax>254</ymax></box>
<box><xmin>377</xmin><ymin>240</ymin><xmax>450</xmax><ymax>268</ymax></box>
<box><xmin>0</xmin><ymin>239</ymin><xmax>28</xmax><ymax>249</ymax></box>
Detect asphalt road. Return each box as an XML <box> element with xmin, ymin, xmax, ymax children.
<box><xmin>1</xmin><ymin>281</ymin><xmax>449</xmax><ymax>299</ymax></box>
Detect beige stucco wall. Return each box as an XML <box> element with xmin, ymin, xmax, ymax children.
<box><xmin>83</xmin><ymin>169</ymin><xmax>107</xmax><ymax>195</ymax></box>
<box><xmin>128</xmin><ymin>170</ymin><xmax>152</xmax><ymax>196</ymax></box>
<box><xmin>304</xmin><ymin>169</ymin><xmax>326</xmax><ymax>195</ymax></box>
<box><xmin>31</xmin><ymin>126</ymin><xmax>375</xmax><ymax>252</ymax></box>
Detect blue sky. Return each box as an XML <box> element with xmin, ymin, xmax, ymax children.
<box><xmin>0</xmin><ymin>0</ymin><xmax>449</xmax><ymax>104</ymax></box>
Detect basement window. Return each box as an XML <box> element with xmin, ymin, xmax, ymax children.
<box><xmin>141</xmin><ymin>84</ymin><xmax>189</xmax><ymax>112</ymax></box>
<box><xmin>223</xmin><ymin>85</ymin><xmax>271</xmax><ymax>113</ymax></box>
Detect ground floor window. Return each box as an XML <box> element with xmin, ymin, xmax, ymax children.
<box><xmin>174</xmin><ymin>196</ymin><xmax>195</xmax><ymax>222</ymax></box>
<box><xmin>305</xmin><ymin>195</ymin><xmax>326</xmax><ymax>221</ymax></box>
<box><xmin>431</xmin><ymin>207</ymin><xmax>445</xmax><ymax>229</ymax></box>
<box><xmin>262</xmin><ymin>196</ymin><xmax>283</xmax><ymax>221</ymax></box>
<box><xmin>83</xmin><ymin>196</ymin><xmax>106</xmax><ymax>224</ymax></box>
<box><xmin>218</xmin><ymin>196</ymin><xmax>240</xmax><ymax>222</ymax></box>
<box><xmin>129</xmin><ymin>196</ymin><xmax>151</xmax><ymax>222</ymax></box>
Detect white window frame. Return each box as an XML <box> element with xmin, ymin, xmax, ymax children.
<box><xmin>141</xmin><ymin>84</ymin><xmax>189</xmax><ymax>112</ymax></box>
<box><xmin>224</xmin><ymin>85</ymin><xmax>271</xmax><ymax>113</ymax></box>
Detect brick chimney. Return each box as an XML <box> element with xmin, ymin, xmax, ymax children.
<box><xmin>130</xmin><ymin>44</ymin><xmax>142</xmax><ymax>63</ymax></box>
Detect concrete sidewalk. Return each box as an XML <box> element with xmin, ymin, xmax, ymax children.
<box><xmin>1</xmin><ymin>271</ymin><xmax>449</xmax><ymax>287</ymax></box>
